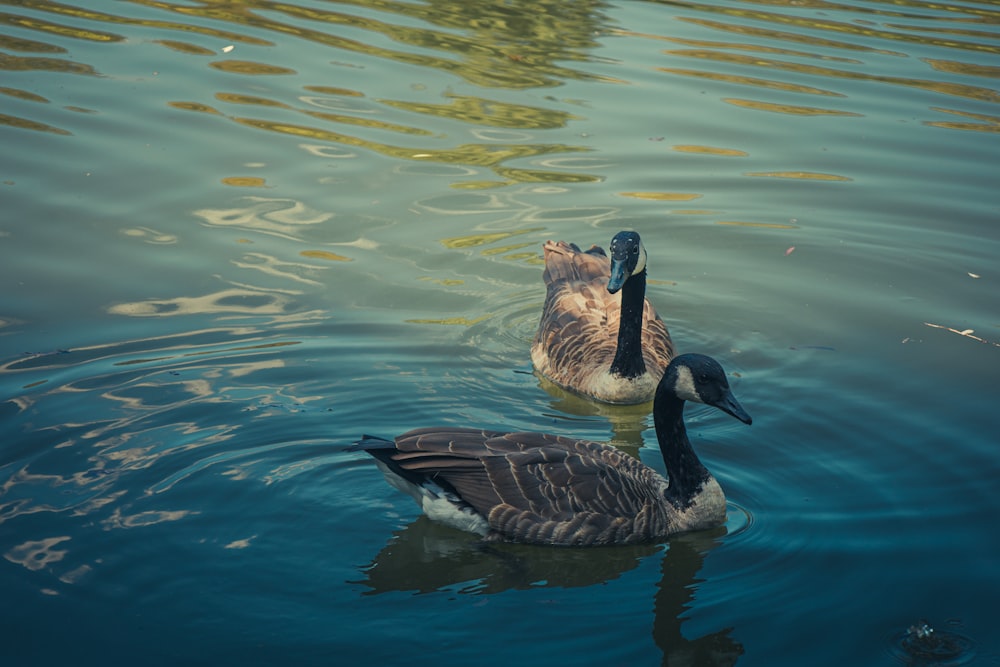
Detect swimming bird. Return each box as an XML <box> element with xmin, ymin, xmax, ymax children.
<box><xmin>530</xmin><ymin>230</ymin><xmax>674</xmax><ymax>404</ymax></box>
<box><xmin>350</xmin><ymin>353</ymin><xmax>751</xmax><ymax>547</ymax></box>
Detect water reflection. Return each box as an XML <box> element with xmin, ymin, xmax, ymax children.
<box><xmin>642</xmin><ymin>0</ymin><xmax>1000</xmax><ymax>132</ymax></box>
<box><xmin>162</xmin><ymin>0</ymin><xmax>611</xmax><ymax>183</ymax></box>
<box><xmin>4</xmin><ymin>0</ymin><xmax>611</xmax><ymax>179</ymax></box>
<box><xmin>3</xmin><ymin>0</ymin><xmax>1000</xmax><ymax>663</ymax></box>
<box><xmin>109</xmin><ymin>287</ymin><xmax>300</xmax><ymax>318</ymax></box>
<box><xmin>4</xmin><ymin>0</ymin><xmax>998</xmax><ymax>147</ymax></box>
<box><xmin>355</xmin><ymin>516</ymin><xmax>655</xmax><ymax>594</ymax></box>
<box><xmin>4</xmin><ymin>536</ymin><xmax>71</xmax><ymax>571</ymax></box>
<box><xmin>534</xmin><ymin>374</ymin><xmax>652</xmax><ymax>456</ymax></box>
<box><xmin>356</xmin><ymin>520</ymin><xmax>742</xmax><ymax>665</ymax></box>
<box><xmin>194</xmin><ymin>196</ymin><xmax>333</xmax><ymax>239</ymax></box>
<box><xmin>653</xmin><ymin>532</ymin><xmax>744</xmax><ymax>667</ymax></box>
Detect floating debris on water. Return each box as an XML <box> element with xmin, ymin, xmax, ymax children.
<box><xmin>889</xmin><ymin>619</ymin><xmax>976</xmax><ymax>666</ymax></box>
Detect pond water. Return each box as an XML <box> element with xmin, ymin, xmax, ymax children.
<box><xmin>2</xmin><ymin>0</ymin><xmax>999</xmax><ymax>665</ymax></box>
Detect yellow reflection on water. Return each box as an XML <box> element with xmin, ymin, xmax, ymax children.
<box><xmin>715</xmin><ymin>220</ymin><xmax>800</xmax><ymax>229</ymax></box>
<box><xmin>0</xmin><ymin>86</ymin><xmax>49</xmax><ymax>103</ymax></box>
<box><xmin>659</xmin><ymin>67</ymin><xmax>845</xmax><ymax>97</ymax></box>
<box><xmin>300</xmin><ymin>250</ymin><xmax>352</xmax><ymax>262</ymax></box>
<box><xmin>303</xmin><ymin>85</ymin><xmax>364</xmax><ymax>97</ymax></box>
<box><xmin>924</xmin><ymin>58</ymin><xmax>1000</xmax><ymax>79</ymax></box>
<box><xmin>209</xmin><ymin>59</ymin><xmax>296</xmax><ymax>75</ymax></box>
<box><xmin>405</xmin><ymin>315</ymin><xmax>492</xmax><ymax>326</ymax></box>
<box><xmin>222</xmin><ymin>176</ymin><xmax>268</xmax><ymax>188</ymax></box>
<box><xmin>440</xmin><ymin>229</ymin><xmax>537</xmax><ymax>250</ymax></box>
<box><xmin>10</xmin><ymin>0</ymin><xmax>273</xmax><ymax>46</ymax></box>
<box><xmin>8</xmin><ymin>0</ymin><xmax>612</xmax><ymax>180</ymax></box>
<box><xmin>0</xmin><ymin>51</ymin><xmax>97</xmax><ymax>76</ymax></box>
<box><xmin>0</xmin><ymin>32</ymin><xmax>67</xmax><ymax>54</ymax></box>
<box><xmin>223</xmin><ymin>114</ymin><xmax>597</xmax><ymax>183</ymax></box>
<box><xmin>0</xmin><ymin>112</ymin><xmax>70</xmax><ymax>135</ymax></box>
<box><xmin>926</xmin><ymin>107</ymin><xmax>1000</xmax><ymax>133</ymax></box>
<box><xmin>215</xmin><ymin>93</ymin><xmax>291</xmax><ymax>109</ymax></box>
<box><xmin>619</xmin><ymin>191</ymin><xmax>703</xmax><ymax>201</ymax></box>
<box><xmin>301</xmin><ymin>109</ymin><xmax>435</xmax><ymax>136</ymax></box>
<box><xmin>480</xmin><ymin>242</ymin><xmax>535</xmax><ymax>256</ymax></box>
<box><xmin>154</xmin><ymin>39</ymin><xmax>215</xmax><ymax>56</ymax></box>
<box><xmin>379</xmin><ymin>93</ymin><xmax>582</xmax><ymax>130</ymax></box>
<box><xmin>672</xmin><ymin>145</ymin><xmax>749</xmax><ymax>157</ymax></box>
<box><xmin>1</xmin><ymin>10</ymin><xmax>121</xmax><ymax>43</ymax></box>
<box><xmin>744</xmin><ymin>171</ymin><xmax>852</xmax><ymax>181</ymax></box>
<box><xmin>668</xmin><ymin>47</ymin><xmax>1000</xmax><ymax>106</ymax></box>
<box><xmin>668</xmin><ymin>1</ymin><xmax>1000</xmax><ymax>56</ymax></box>
<box><xmin>450</xmin><ymin>180</ymin><xmax>514</xmax><ymax>190</ymax></box>
<box><xmin>724</xmin><ymin>98</ymin><xmax>861</xmax><ymax>116</ymax></box>
<box><xmin>168</xmin><ymin>101</ymin><xmax>223</xmax><ymax>115</ymax></box>
<box><xmin>674</xmin><ymin>16</ymin><xmax>906</xmax><ymax>57</ymax></box>
<box><xmin>419</xmin><ymin>277</ymin><xmax>465</xmax><ymax>286</ymax></box>
<box><xmin>665</xmin><ymin>36</ymin><xmax>865</xmax><ymax>64</ymax></box>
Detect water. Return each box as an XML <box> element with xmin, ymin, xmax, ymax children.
<box><xmin>2</xmin><ymin>0</ymin><xmax>998</xmax><ymax>664</ymax></box>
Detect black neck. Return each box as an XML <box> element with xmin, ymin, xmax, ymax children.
<box><xmin>610</xmin><ymin>269</ymin><xmax>647</xmax><ymax>379</ymax></box>
<box><xmin>653</xmin><ymin>385</ymin><xmax>711</xmax><ymax>509</ymax></box>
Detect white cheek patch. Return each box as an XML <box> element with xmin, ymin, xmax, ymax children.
<box><xmin>634</xmin><ymin>243</ymin><xmax>647</xmax><ymax>274</ymax></box>
<box><xmin>673</xmin><ymin>366</ymin><xmax>702</xmax><ymax>403</ymax></box>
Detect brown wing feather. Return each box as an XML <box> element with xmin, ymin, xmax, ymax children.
<box><xmin>388</xmin><ymin>427</ymin><xmax>672</xmax><ymax>546</ymax></box>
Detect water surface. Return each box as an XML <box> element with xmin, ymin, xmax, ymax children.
<box><xmin>2</xmin><ymin>1</ymin><xmax>999</xmax><ymax>665</ymax></box>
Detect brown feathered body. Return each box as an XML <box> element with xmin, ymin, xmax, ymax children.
<box><xmin>354</xmin><ymin>426</ymin><xmax>726</xmax><ymax>547</ymax></box>
<box><xmin>531</xmin><ymin>239</ymin><xmax>674</xmax><ymax>404</ymax></box>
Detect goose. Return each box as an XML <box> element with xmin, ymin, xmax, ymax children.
<box><xmin>350</xmin><ymin>353</ymin><xmax>751</xmax><ymax>547</ymax></box>
<box><xmin>530</xmin><ymin>230</ymin><xmax>675</xmax><ymax>404</ymax></box>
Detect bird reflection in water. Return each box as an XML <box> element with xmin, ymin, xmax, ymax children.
<box><xmin>352</xmin><ymin>518</ymin><xmax>743</xmax><ymax>666</ymax></box>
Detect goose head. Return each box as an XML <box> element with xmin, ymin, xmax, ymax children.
<box><xmin>665</xmin><ymin>353</ymin><xmax>752</xmax><ymax>425</ymax></box>
<box><xmin>607</xmin><ymin>231</ymin><xmax>647</xmax><ymax>294</ymax></box>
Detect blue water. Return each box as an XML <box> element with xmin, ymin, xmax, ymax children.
<box><xmin>2</xmin><ymin>1</ymin><xmax>999</xmax><ymax>665</ymax></box>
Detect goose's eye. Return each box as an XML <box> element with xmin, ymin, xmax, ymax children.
<box><xmin>632</xmin><ymin>246</ymin><xmax>639</xmax><ymax>254</ymax></box>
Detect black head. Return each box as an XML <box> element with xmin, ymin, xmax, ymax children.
<box><xmin>607</xmin><ymin>231</ymin><xmax>647</xmax><ymax>294</ymax></box>
<box><xmin>662</xmin><ymin>353</ymin><xmax>752</xmax><ymax>425</ymax></box>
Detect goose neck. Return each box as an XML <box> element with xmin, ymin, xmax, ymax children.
<box><xmin>653</xmin><ymin>390</ymin><xmax>711</xmax><ymax>508</ymax></box>
<box><xmin>610</xmin><ymin>269</ymin><xmax>647</xmax><ymax>379</ymax></box>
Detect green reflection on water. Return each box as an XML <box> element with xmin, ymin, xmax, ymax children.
<box><xmin>0</xmin><ymin>51</ymin><xmax>97</xmax><ymax>75</ymax></box>
<box><xmin>380</xmin><ymin>93</ymin><xmax>582</xmax><ymax>130</ymax></box>
<box><xmin>926</xmin><ymin>107</ymin><xmax>1000</xmax><ymax>133</ymax></box>
<box><xmin>223</xmin><ymin>114</ymin><xmax>596</xmax><ymax>183</ymax></box>
<box><xmin>208</xmin><ymin>59</ymin><xmax>297</xmax><ymax>75</ymax></box>
<box><xmin>440</xmin><ymin>229</ymin><xmax>539</xmax><ymax>250</ymax></box>
<box><xmin>154</xmin><ymin>39</ymin><xmax>216</xmax><ymax>56</ymax></box>
<box><xmin>10</xmin><ymin>0</ymin><xmax>273</xmax><ymax>45</ymax></box>
<box><xmin>655</xmin><ymin>0</ymin><xmax>1000</xmax><ymax>56</ymax></box>
<box><xmin>671</xmin><ymin>48</ymin><xmax>1000</xmax><ymax>105</ymax></box>
<box><xmin>0</xmin><ymin>8</ymin><xmax>122</xmax><ymax>43</ymax></box>
<box><xmin>0</xmin><ymin>86</ymin><xmax>49</xmax><ymax>103</ymax></box>
<box><xmin>0</xmin><ymin>111</ymin><xmax>70</xmax><ymax>134</ymax></box>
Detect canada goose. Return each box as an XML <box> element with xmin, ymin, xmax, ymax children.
<box><xmin>530</xmin><ymin>231</ymin><xmax>674</xmax><ymax>404</ymax></box>
<box><xmin>350</xmin><ymin>353</ymin><xmax>751</xmax><ymax>547</ymax></box>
